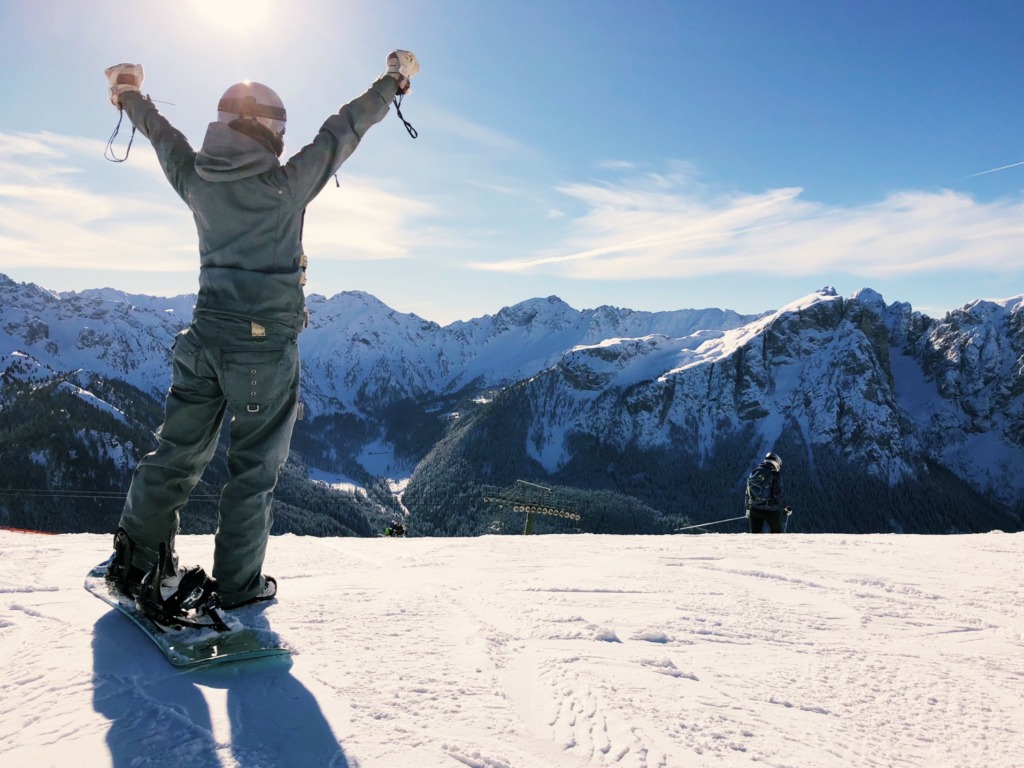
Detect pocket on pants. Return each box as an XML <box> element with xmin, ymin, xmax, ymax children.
<box><xmin>221</xmin><ymin>345</ymin><xmax>295</xmax><ymax>415</ymax></box>
<box><xmin>171</xmin><ymin>327</ymin><xmax>218</xmax><ymax>393</ymax></box>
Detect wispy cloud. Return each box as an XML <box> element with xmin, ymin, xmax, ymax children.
<box><xmin>0</xmin><ymin>131</ymin><xmax>442</xmax><ymax>282</ymax></box>
<box><xmin>595</xmin><ymin>160</ymin><xmax>640</xmax><ymax>171</ymax></box>
<box><xmin>462</xmin><ymin>178</ymin><xmax>568</xmax><ymax>223</ymax></box>
<box><xmin>423</xmin><ymin>108</ymin><xmax>530</xmax><ymax>156</ymax></box>
<box><xmin>0</xmin><ymin>133</ymin><xmax>195</xmax><ymax>274</ymax></box>
<box><xmin>304</xmin><ymin>177</ymin><xmax>439</xmax><ymax>260</ymax></box>
<box><xmin>472</xmin><ymin>174</ymin><xmax>1024</xmax><ymax>280</ymax></box>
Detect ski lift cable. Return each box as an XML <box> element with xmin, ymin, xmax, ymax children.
<box><xmin>0</xmin><ymin>488</ymin><xmax>221</xmax><ymax>501</ymax></box>
<box><xmin>674</xmin><ymin>515</ymin><xmax>749</xmax><ymax>532</ymax></box>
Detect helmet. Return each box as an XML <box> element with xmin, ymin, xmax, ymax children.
<box><xmin>217</xmin><ymin>81</ymin><xmax>286</xmax><ymax>139</ymax></box>
<box><xmin>764</xmin><ymin>452</ymin><xmax>782</xmax><ymax>472</ymax></box>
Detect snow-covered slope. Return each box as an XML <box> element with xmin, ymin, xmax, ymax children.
<box><xmin>897</xmin><ymin>295</ymin><xmax>1024</xmax><ymax>503</ymax></box>
<box><xmin>515</xmin><ymin>287</ymin><xmax>1024</xmax><ymax>511</ymax></box>
<box><xmin>0</xmin><ymin>275</ymin><xmax>758</xmax><ymax>416</ymax></box>
<box><xmin>2</xmin><ymin>274</ymin><xmax>1021</xmax><ymax>531</ymax></box>
<box><xmin>298</xmin><ymin>292</ymin><xmax>759</xmax><ymax>417</ymax></box>
<box><xmin>2</xmin><ymin>530</ymin><xmax>1022</xmax><ymax>767</ymax></box>
<box><xmin>0</xmin><ymin>275</ymin><xmax>192</xmax><ymax>397</ymax></box>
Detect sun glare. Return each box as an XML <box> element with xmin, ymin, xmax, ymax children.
<box><xmin>187</xmin><ymin>0</ymin><xmax>274</xmax><ymax>35</ymax></box>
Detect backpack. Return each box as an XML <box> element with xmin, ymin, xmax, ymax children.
<box><xmin>745</xmin><ymin>465</ymin><xmax>774</xmax><ymax>509</ymax></box>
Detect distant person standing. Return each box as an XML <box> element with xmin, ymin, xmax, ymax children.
<box><xmin>744</xmin><ymin>452</ymin><xmax>790</xmax><ymax>533</ymax></box>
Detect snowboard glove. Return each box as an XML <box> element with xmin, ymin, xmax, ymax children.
<box><xmin>104</xmin><ymin>63</ymin><xmax>144</xmax><ymax>108</ymax></box>
<box><xmin>385</xmin><ymin>50</ymin><xmax>419</xmax><ymax>94</ymax></box>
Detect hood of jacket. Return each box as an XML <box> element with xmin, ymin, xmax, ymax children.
<box><xmin>195</xmin><ymin>122</ymin><xmax>280</xmax><ymax>182</ymax></box>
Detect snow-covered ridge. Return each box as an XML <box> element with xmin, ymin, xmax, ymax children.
<box><xmin>0</xmin><ymin>274</ymin><xmax>757</xmax><ymax>407</ymax></box>
<box><xmin>519</xmin><ymin>286</ymin><xmax>1024</xmax><ymax>509</ymax></box>
<box><xmin>262</xmin><ymin>288</ymin><xmax>761</xmax><ymax>416</ymax></box>
<box><xmin>2</xmin><ymin>274</ymin><xmax>1022</xmax><ymax>512</ymax></box>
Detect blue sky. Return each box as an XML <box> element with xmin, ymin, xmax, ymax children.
<box><xmin>1</xmin><ymin>0</ymin><xmax>1022</xmax><ymax>324</ymax></box>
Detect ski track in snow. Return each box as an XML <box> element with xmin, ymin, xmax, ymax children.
<box><xmin>0</xmin><ymin>532</ymin><xmax>1022</xmax><ymax>767</ymax></box>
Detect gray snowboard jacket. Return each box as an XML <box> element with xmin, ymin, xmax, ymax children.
<box><xmin>120</xmin><ymin>76</ymin><xmax>398</xmax><ymax>332</ymax></box>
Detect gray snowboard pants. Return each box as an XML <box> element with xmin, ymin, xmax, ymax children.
<box><xmin>118</xmin><ymin>315</ymin><xmax>300</xmax><ymax>606</ymax></box>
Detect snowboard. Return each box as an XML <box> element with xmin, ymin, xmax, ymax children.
<box><xmin>85</xmin><ymin>562</ymin><xmax>291</xmax><ymax>669</ymax></box>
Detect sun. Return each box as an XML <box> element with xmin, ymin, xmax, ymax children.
<box><xmin>186</xmin><ymin>0</ymin><xmax>274</xmax><ymax>35</ymax></box>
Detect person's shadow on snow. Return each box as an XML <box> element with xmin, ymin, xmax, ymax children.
<box><xmin>92</xmin><ymin>609</ymin><xmax>349</xmax><ymax>767</ymax></box>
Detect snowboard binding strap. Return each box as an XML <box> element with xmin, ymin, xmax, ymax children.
<box><xmin>136</xmin><ymin>543</ymin><xmax>230</xmax><ymax>633</ymax></box>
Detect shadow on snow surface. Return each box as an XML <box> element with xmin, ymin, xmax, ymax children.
<box><xmin>91</xmin><ymin>610</ymin><xmax>349</xmax><ymax>767</ymax></box>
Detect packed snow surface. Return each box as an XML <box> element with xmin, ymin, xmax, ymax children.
<box><xmin>1</xmin><ymin>531</ymin><xmax>1022</xmax><ymax>767</ymax></box>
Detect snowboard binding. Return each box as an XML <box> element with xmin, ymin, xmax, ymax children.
<box><xmin>105</xmin><ymin>528</ymin><xmax>148</xmax><ymax>598</ymax></box>
<box><xmin>135</xmin><ymin>543</ymin><xmax>230</xmax><ymax>633</ymax></box>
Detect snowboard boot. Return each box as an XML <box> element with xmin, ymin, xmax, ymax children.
<box><xmin>104</xmin><ymin>528</ymin><xmax>148</xmax><ymax>599</ymax></box>
<box><xmin>221</xmin><ymin>575</ymin><xmax>277</xmax><ymax>610</ymax></box>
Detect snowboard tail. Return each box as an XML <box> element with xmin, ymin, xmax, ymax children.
<box><xmin>85</xmin><ymin>563</ymin><xmax>291</xmax><ymax>668</ymax></box>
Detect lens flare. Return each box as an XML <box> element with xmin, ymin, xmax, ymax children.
<box><xmin>187</xmin><ymin>0</ymin><xmax>273</xmax><ymax>34</ymax></box>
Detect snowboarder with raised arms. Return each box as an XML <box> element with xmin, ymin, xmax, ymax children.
<box><xmin>101</xmin><ymin>52</ymin><xmax>420</xmax><ymax>620</ymax></box>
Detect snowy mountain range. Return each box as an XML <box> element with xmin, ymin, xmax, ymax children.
<box><xmin>1</xmin><ymin>273</ymin><xmax>1021</xmax><ymax>535</ymax></box>
<box><xmin>524</xmin><ymin>286</ymin><xmax>1024</xmax><ymax>499</ymax></box>
<box><xmin>295</xmin><ymin>290</ymin><xmax>760</xmax><ymax>419</ymax></box>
